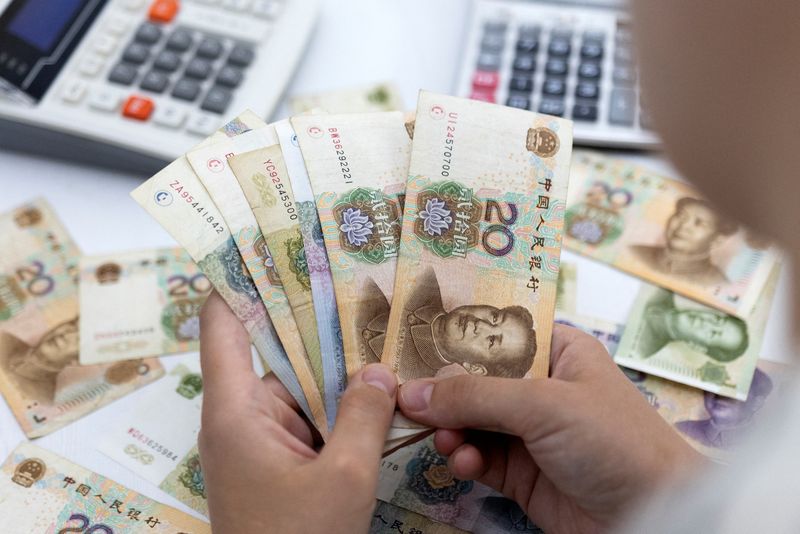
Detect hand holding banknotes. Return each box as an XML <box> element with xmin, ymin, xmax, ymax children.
<box><xmin>198</xmin><ymin>291</ymin><xmax>398</xmax><ymax>533</ymax></box>
<box><xmin>399</xmin><ymin>324</ymin><xmax>705</xmax><ymax>533</ymax></box>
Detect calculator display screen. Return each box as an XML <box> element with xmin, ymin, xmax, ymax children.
<box><xmin>7</xmin><ymin>0</ymin><xmax>86</xmax><ymax>52</ymax></box>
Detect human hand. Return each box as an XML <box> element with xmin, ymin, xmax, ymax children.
<box><xmin>398</xmin><ymin>324</ymin><xmax>704</xmax><ymax>533</ymax></box>
<box><xmin>197</xmin><ymin>290</ymin><xmax>398</xmax><ymax>534</ymax></box>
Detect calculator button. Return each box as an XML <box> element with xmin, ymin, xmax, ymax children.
<box><xmin>122</xmin><ymin>95</ymin><xmax>155</xmax><ymax>120</ymax></box>
<box><xmin>542</xmin><ymin>78</ymin><xmax>565</xmax><ymax>96</ymax></box>
<box><xmin>201</xmin><ymin>86</ymin><xmax>233</xmax><ymax>113</ymax></box>
<box><xmin>187</xmin><ymin>113</ymin><xmax>220</xmax><ymax>136</ymax></box>
<box><xmin>60</xmin><ymin>80</ymin><xmax>87</xmax><ymax>104</ymax></box>
<box><xmin>518</xmin><ymin>24</ymin><xmax>541</xmax><ymax>37</ymax></box>
<box><xmin>547</xmin><ymin>38</ymin><xmax>571</xmax><ymax>57</ymax></box>
<box><xmin>472</xmin><ymin>70</ymin><xmax>499</xmax><ymax>91</ymax></box>
<box><xmin>572</xmin><ymin>103</ymin><xmax>598</xmax><ymax>122</ymax></box>
<box><xmin>516</xmin><ymin>36</ymin><xmax>538</xmax><ymax>55</ymax></box>
<box><xmin>538</xmin><ymin>99</ymin><xmax>565</xmax><ymax>117</ymax></box>
<box><xmin>78</xmin><ymin>56</ymin><xmax>104</xmax><ymax>77</ymax></box>
<box><xmin>154</xmin><ymin>50</ymin><xmax>182</xmax><ymax>72</ymax></box>
<box><xmin>480</xmin><ymin>33</ymin><xmax>505</xmax><ymax>53</ymax></box>
<box><xmin>135</xmin><ymin>23</ymin><xmax>163</xmax><ymax>45</ymax></box>
<box><xmin>583</xmin><ymin>29</ymin><xmax>606</xmax><ymax>42</ymax></box>
<box><xmin>578</xmin><ymin>62</ymin><xmax>601</xmax><ymax>80</ymax></box>
<box><xmin>551</xmin><ymin>28</ymin><xmax>573</xmax><ymax>40</ymax></box>
<box><xmin>252</xmin><ymin>0</ymin><xmax>282</xmax><ymax>18</ymax></box>
<box><xmin>512</xmin><ymin>55</ymin><xmax>536</xmax><ymax>73</ymax></box>
<box><xmin>469</xmin><ymin>90</ymin><xmax>495</xmax><ymax>103</ymax></box>
<box><xmin>613</xmin><ymin>66</ymin><xmax>636</xmax><ymax>86</ymax></box>
<box><xmin>140</xmin><ymin>70</ymin><xmax>169</xmax><ymax>93</ymax></box>
<box><xmin>108</xmin><ymin>63</ymin><xmax>139</xmax><ymax>85</ymax></box>
<box><xmin>509</xmin><ymin>75</ymin><xmax>533</xmax><ymax>93</ymax></box>
<box><xmin>153</xmin><ymin>104</ymin><xmax>187</xmax><ymax>128</ymax></box>
<box><xmin>506</xmin><ymin>94</ymin><xmax>530</xmax><ymax>110</ymax></box>
<box><xmin>123</xmin><ymin>43</ymin><xmax>150</xmax><ymax>65</ymax></box>
<box><xmin>216</xmin><ymin>65</ymin><xmax>244</xmax><ymax>88</ymax></box>
<box><xmin>580</xmin><ymin>42</ymin><xmax>603</xmax><ymax>60</ymax></box>
<box><xmin>483</xmin><ymin>20</ymin><xmax>507</xmax><ymax>34</ymax></box>
<box><xmin>477</xmin><ymin>53</ymin><xmax>501</xmax><ymax>71</ymax></box>
<box><xmin>228</xmin><ymin>44</ymin><xmax>255</xmax><ymax>67</ymax></box>
<box><xmin>545</xmin><ymin>58</ymin><xmax>568</xmax><ymax>76</ymax></box>
<box><xmin>122</xmin><ymin>0</ymin><xmax>146</xmax><ymax>10</ymax></box>
<box><xmin>185</xmin><ymin>58</ymin><xmax>212</xmax><ymax>79</ymax></box>
<box><xmin>89</xmin><ymin>90</ymin><xmax>123</xmax><ymax>112</ymax></box>
<box><xmin>614</xmin><ymin>46</ymin><xmax>634</xmax><ymax>65</ymax></box>
<box><xmin>149</xmin><ymin>0</ymin><xmax>180</xmax><ymax>23</ymax></box>
<box><xmin>172</xmin><ymin>78</ymin><xmax>202</xmax><ymax>101</ymax></box>
<box><xmin>575</xmin><ymin>82</ymin><xmax>599</xmax><ymax>99</ymax></box>
<box><xmin>166</xmin><ymin>29</ymin><xmax>194</xmax><ymax>52</ymax></box>
<box><xmin>197</xmin><ymin>38</ymin><xmax>224</xmax><ymax>59</ymax></box>
<box><xmin>222</xmin><ymin>0</ymin><xmax>252</xmax><ymax>10</ymax></box>
<box><xmin>105</xmin><ymin>16</ymin><xmax>129</xmax><ymax>36</ymax></box>
<box><xmin>93</xmin><ymin>36</ymin><xmax>118</xmax><ymax>56</ymax></box>
<box><xmin>609</xmin><ymin>88</ymin><xmax>636</xmax><ymax>125</ymax></box>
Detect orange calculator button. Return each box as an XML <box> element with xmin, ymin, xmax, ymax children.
<box><xmin>149</xmin><ymin>0</ymin><xmax>179</xmax><ymax>23</ymax></box>
<box><xmin>123</xmin><ymin>96</ymin><xmax>155</xmax><ymax>121</ymax></box>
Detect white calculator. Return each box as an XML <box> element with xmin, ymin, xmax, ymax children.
<box><xmin>456</xmin><ymin>0</ymin><xmax>658</xmax><ymax>149</ymax></box>
<box><xmin>0</xmin><ymin>0</ymin><xmax>319</xmax><ymax>172</ymax></box>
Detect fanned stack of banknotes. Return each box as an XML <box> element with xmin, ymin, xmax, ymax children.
<box><xmin>0</xmin><ymin>87</ymin><xmax>787</xmax><ymax>533</ymax></box>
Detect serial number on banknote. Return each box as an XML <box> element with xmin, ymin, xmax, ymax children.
<box><xmin>328</xmin><ymin>127</ymin><xmax>353</xmax><ymax>185</ymax></box>
<box><xmin>440</xmin><ymin>112</ymin><xmax>458</xmax><ymax>178</ymax></box>
<box><xmin>168</xmin><ymin>179</ymin><xmax>226</xmax><ymax>234</ymax></box>
<box><xmin>262</xmin><ymin>158</ymin><xmax>298</xmax><ymax>221</ymax></box>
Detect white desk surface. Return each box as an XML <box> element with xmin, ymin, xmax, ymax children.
<box><xmin>0</xmin><ymin>0</ymin><xmax>794</xmax><ymax>522</ymax></box>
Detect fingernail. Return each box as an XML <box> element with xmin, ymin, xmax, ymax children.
<box><xmin>400</xmin><ymin>381</ymin><xmax>433</xmax><ymax>412</ymax></box>
<box><xmin>362</xmin><ymin>364</ymin><xmax>397</xmax><ymax>396</ymax></box>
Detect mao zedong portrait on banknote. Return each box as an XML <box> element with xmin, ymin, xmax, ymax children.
<box><xmin>362</xmin><ymin>267</ymin><xmax>537</xmax><ymax>380</ymax></box>
<box><xmin>636</xmin><ymin>288</ymin><xmax>749</xmax><ymax>363</ymax></box>
<box><xmin>629</xmin><ymin>197</ymin><xmax>739</xmax><ymax>286</ymax></box>
<box><xmin>0</xmin><ymin>318</ymin><xmax>78</xmax><ymax>403</ymax></box>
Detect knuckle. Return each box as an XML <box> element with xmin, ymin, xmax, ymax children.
<box><xmin>331</xmin><ymin>454</ymin><xmax>374</xmax><ymax>487</ymax></box>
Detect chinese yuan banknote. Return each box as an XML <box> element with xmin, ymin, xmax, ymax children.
<box><xmin>554</xmin><ymin>312</ymin><xmax>624</xmax><ymax>356</ymax></box>
<box><xmin>185</xmin><ymin>122</ymin><xmax>334</xmax><ymax>426</ymax></box>
<box><xmin>130</xmin><ymin>120</ymin><xmax>327</xmax><ymax>436</ymax></box>
<box><xmin>0</xmin><ymin>200</ymin><xmax>163</xmax><ymax>438</ymax></box>
<box><xmin>623</xmin><ymin>359</ymin><xmax>794</xmax><ymax>461</ymax></box>
<box><xmin>0</xmin><ymin>442</ymin><xmax>210</xmax><ymax>533</ymax></box>
<box><xmin>565</xmin><ymin>151</ymin><xmax>780</xmax><ymax>316</ymax></box>
<box><xmin>382</xmin><ymin>91</ymin><xmax>573</xmax><ymax>382</ymax></box>
<box><xmin>276</xmin><ymin>118</ymin><xmax>347</xmax><ymax>418</ymax></box>
<box><xmin>79</xmin><ymin>248</ymin><xmax>209</xmax><ymax>365</ymax></box>
<box><xmin>615</xmin><ymin>264</ymin><xmax>780</xmax><ymax>400</ymax></box>
<box><xmin>555</xmin><ymin>261</ymin><xmax>577</xmax><ymax>315</ymax></box>
<box><xmin>290</xmin><ymin>82</ymin><xmax>404</xmax><ymax>114</ymax></box>
<box><xmin>229</xmin><ymin>145</ymin><xmax>328</xmax><ymax>401</ymax></box>
<box><xmin>97</xmin><ymin>358</ymin><xmax>208</xmax><ymax>516</ymax></box>
<box><xmin>292</xmin><ymin>111</ymin><xmax>412</xmax><ymax>376</ymax></box>
<box><xmin>371</xmin><ymin>501</ymin><xmax>467</xmax><ymax>533</ymax></box>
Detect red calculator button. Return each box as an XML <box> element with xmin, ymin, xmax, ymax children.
<box><xmin>472</xmin><ymin>70</ymin><xmax>499</xmax><ymax>91</ymax></box>
<box><xmin>470</xmin><ymin>90</ymin><xmax>495</xmax><ymax>103</ymax></box>
<box><xmin>123</xmin><ymin>96</ymin><xmax>155</xmax><ymax>121</ymax></box>
<box><xmin>149</xmin><ymin>0</ymin><xmax>179</xmax><ymax>23</ymax></box>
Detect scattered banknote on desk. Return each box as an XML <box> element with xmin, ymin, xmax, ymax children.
<box><xmin>96</xmin><ymin>358</ymin><xmax>207</xmax><ymax>515</ymax></box>
<box><xmin>290</xmin><ymin>82</ymin><xmax>405</xmax><ymax>114</ymax></box>
<box><xmin>0</xmin><ymin>442</ymin><xmax>209</xmax><ymax>533</ymax></box>
<box><xmin>131</xmin><ymin>91</ymin><xmax>574</xmax><ymax>451</ymax></box>
<box><xmin>615</xmin><ymin>265</ymin><xmax>780</xmax><ymax>400</ymax></box>
<box><xmin>565</xmin><ymin>151</ymin><xmax>781</xmax><ymax>317</ymax></box>
<box><xmin>0</xmin><ymin>199</ymin><xmax>163</xmax><ymax>438</ymax></box>
<box><xmin>79</xmin><ymin>248</ymin><xmax>210</xmax><ymax>365</ymax></box>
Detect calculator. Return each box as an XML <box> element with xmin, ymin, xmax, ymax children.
<box><xmin>0</xmin><ymin>0</ymin><xmax>319</xmax><ymax>172</ymax></box>
<box><xmin>456</xmin><ymin>0</ymin><xmax>658</xmax><ymax>149</ymax></box>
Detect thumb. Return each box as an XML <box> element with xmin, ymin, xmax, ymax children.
<box><xmin>398</xmin><ymin>374</ymin><xmax>561</xmax><ymax>437</ymax></box>
<box><xmin>321</xmin><ymin>364</ymin><xmax>397</xmax><ymax>467</ymax></box>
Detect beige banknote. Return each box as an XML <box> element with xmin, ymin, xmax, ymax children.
<box><xmin>615</xmin><ymin>264</ymin><xmax>779</xmax><ymax>400</ymax></box>
<box><xmin>79</xmin><ymin>248</ymin><xmax>210</xmax><ymax>364</ymax></box>
<box><xmin>291</xmin><ymin>82</ymin><xmax>404</xmax><ymax>114</ymax></box>
<box><xmin>556</xmin><ymin>261</ymin><xmax>577</xmax><ymax>314</ymax></box>
<box><xmin>624</xmin><ymin>359</ymin><xmax>794</xmax><ymax>461</ymax></box>
<box><xmin>229</xmin><ymin>145</ymin><xmax>326</xmax><ymax>396</ymax></box>
<box><xmin>554</xmin><ymin>311</ymin><xmax>624</xmax><ymax>356</ymax></box>
<box><xmin>130</xmin><ymin>116</ymin><xmax>328</xmax><ymax>435</ymax></box>
<box><xmin>0</xmin><ymin>442</ymin><xmax>209</xmax><ymax>533</ymax></box>
<box><xmin>0</xmin><ymin>199</ymin><xmax>163</xmax><ymax>438</ymax></box>
<box><xmin>371</xmin><ymin>501</ymin><xmax>467</xmax><ymax>533</ymax></box>
<box><xmin>382</xmin><ymin>91</ymin><xmax>573</xmax><ymax>382</ymax></box>
<box><xmin>97</xmin><ymin>359</ymin><xmax>206</xmax><ymax>515</ymax></box>
<box><xmin>185</xmin><ymin>122</ymin><xmax>329</xmax><ymax>422</ymax></box>
<box><xmin>292</xmin><ymin>111</ymin><xmax>412</xmax><ymax>376</ymax></box>
<box><xmin>565</xmin><ymin>151</ymin><xmax>780</xmax><ymax>316</ymax></box>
